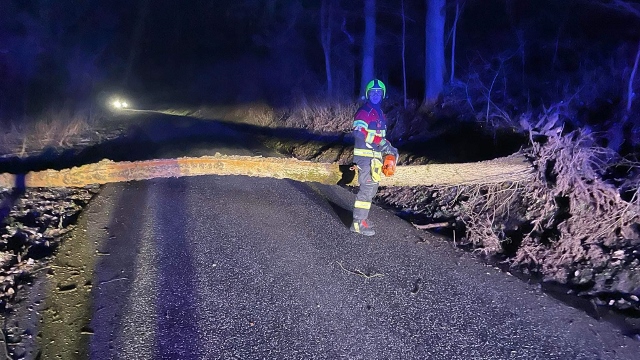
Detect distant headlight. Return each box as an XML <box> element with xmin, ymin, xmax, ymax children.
<box><xmin>110</xmin><ymin>97</ymin><xmax>130</xmax><ymax>109</ymax></box>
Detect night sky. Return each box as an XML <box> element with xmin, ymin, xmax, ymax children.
<box><xmin>1</xmin><ymin>0</ymin><xmax>640</xmax><ymax>120</ymax></box>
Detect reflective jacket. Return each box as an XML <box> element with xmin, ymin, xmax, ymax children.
<box><xmin>352</xmin><ymin>101</ymin><xmax>387</xmax><ymax>158</ymax></box>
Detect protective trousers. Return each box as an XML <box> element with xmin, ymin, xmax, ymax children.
<box><xmin>352</xmin><ymin>155</ymin><xmax>381</xmax><ymax>220</ymax></box>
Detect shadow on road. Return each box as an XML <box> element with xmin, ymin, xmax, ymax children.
<box><xmin>286</xmin><ymin>180</ymin><xmax>354</xmax><ymax>229</ymax></box>
<box><xmin>0</xmin><ymin>111</ymin><xmax>524</xmax><ymax>175</ymax></box>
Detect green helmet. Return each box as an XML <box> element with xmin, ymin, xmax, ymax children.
<box><xmin>365</xmin><ymin>79</ymin><xmax>386</xmax><ymax>99</ymax></box>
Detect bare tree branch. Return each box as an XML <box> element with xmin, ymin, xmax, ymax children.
<box><xmin>592</xmin><ymin>0</ymin><xmax>640</xmax><ymax>18</ymax></box>
<box><xmin>609</xmin><ymin>0</ymin><xmax>640</xmax><ymax>17</ymax></box>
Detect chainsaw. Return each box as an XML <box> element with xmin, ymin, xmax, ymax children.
<box><xmin>382</xmin><ymin>154</ymin><xmax>396</xmax><ymax>177</ymax></box>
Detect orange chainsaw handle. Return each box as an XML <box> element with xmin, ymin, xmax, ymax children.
<box><xmin>382</xmin><ymin>154</ymin><xmax>396</xmax><ymax>176</ymax></box>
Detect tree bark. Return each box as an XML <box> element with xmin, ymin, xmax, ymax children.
<box><xmin>0</xmin><ymin>154</ymin><xmax>534</xmax><ymax>189</ymax></box>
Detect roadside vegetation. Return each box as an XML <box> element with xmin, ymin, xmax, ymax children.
<box><xmin>0</xmin><ymin>106</ymin><xmax>106</xmax><ymax>158</ymax></box>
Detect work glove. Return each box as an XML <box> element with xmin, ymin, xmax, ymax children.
<box><xmin>380</xmin><ymin>139</ymin><xmax>399</xmax><ymax>159</ymax></box>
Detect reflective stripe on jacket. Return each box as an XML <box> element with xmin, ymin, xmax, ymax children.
<box><xmin>353</xmin><ymin>148</ymin><xmax>382</xmax><ymax>158</ymax></box>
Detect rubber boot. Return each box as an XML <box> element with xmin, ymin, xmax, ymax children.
<box><xmin>350</xmin><ymin>219</ymin><xmax>375</xmax><ymax>236</ymax></box>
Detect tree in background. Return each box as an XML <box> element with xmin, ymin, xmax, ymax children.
<box><xmin>401</xmin><ymin>0</ymin><xmax>408</xmax><ymax>108</ymax></box>
<box><xmin>123</xmin><ymin>0</ymin><xmax>149</xmax><ymax>89</ymax></box>
<box><xmin>448</xmin><ymin>1</ymin><xmax>462</xmax><ymax>84</ymax></box>
<box><xmin>0</xmin><ymin>0</ymin><xmax>130</xmax><ymax>120</ymax></box>
<box><xmin>597</xmin><ymin>0</ymin><xmax>640</xmax><ymax>151</ymax></box>
<box><xmin>589</xmin><ymin>1</ymin><xmax>640</xmax><ymax>117</ymax></box>
<box><xmin>0</xmin><ymin>2</ymin><xmax>45</xmax><ymax>121</ymax></box>
<box><xmin>360</xmin><ymin>0</ymin><xmax>376</xmax><ymax>96</ymax></box>
<box><xmin>320</xmin><ymin>0</ymin><xmax>336</xmax><ymax>98</ymax></box>
<box><xmin>423</xmin><ymin>0</ymin><xmax>446</xmax><ymax>106</ymax></box>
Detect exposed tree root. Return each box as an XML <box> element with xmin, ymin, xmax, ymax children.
<box><xmin>379</xmin><ymin>111</ymin><xmax>640</xmax><ymax>312</ymax></box>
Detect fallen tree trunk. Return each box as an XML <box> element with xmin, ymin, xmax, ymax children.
<box><xmin>0</xmin><ymin>153</ymin><xmax>533</xmax><ymax>188</ymax></box>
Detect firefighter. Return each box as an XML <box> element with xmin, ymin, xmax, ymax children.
<box><xmin>350</xmin><ymin>79</ymin><xmax>398</xmax><ymax>236</ymax></box>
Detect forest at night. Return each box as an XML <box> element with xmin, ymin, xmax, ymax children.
<box><xmin>1</xmin><ymin>0</ymin><xmax>639</xmax><ymax>129</ymax></box>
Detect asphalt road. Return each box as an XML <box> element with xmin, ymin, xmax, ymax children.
<box><xmin>65</xmin><ymin>175</ymin><xmax>636</xmax><ymax>360</ymax></box>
